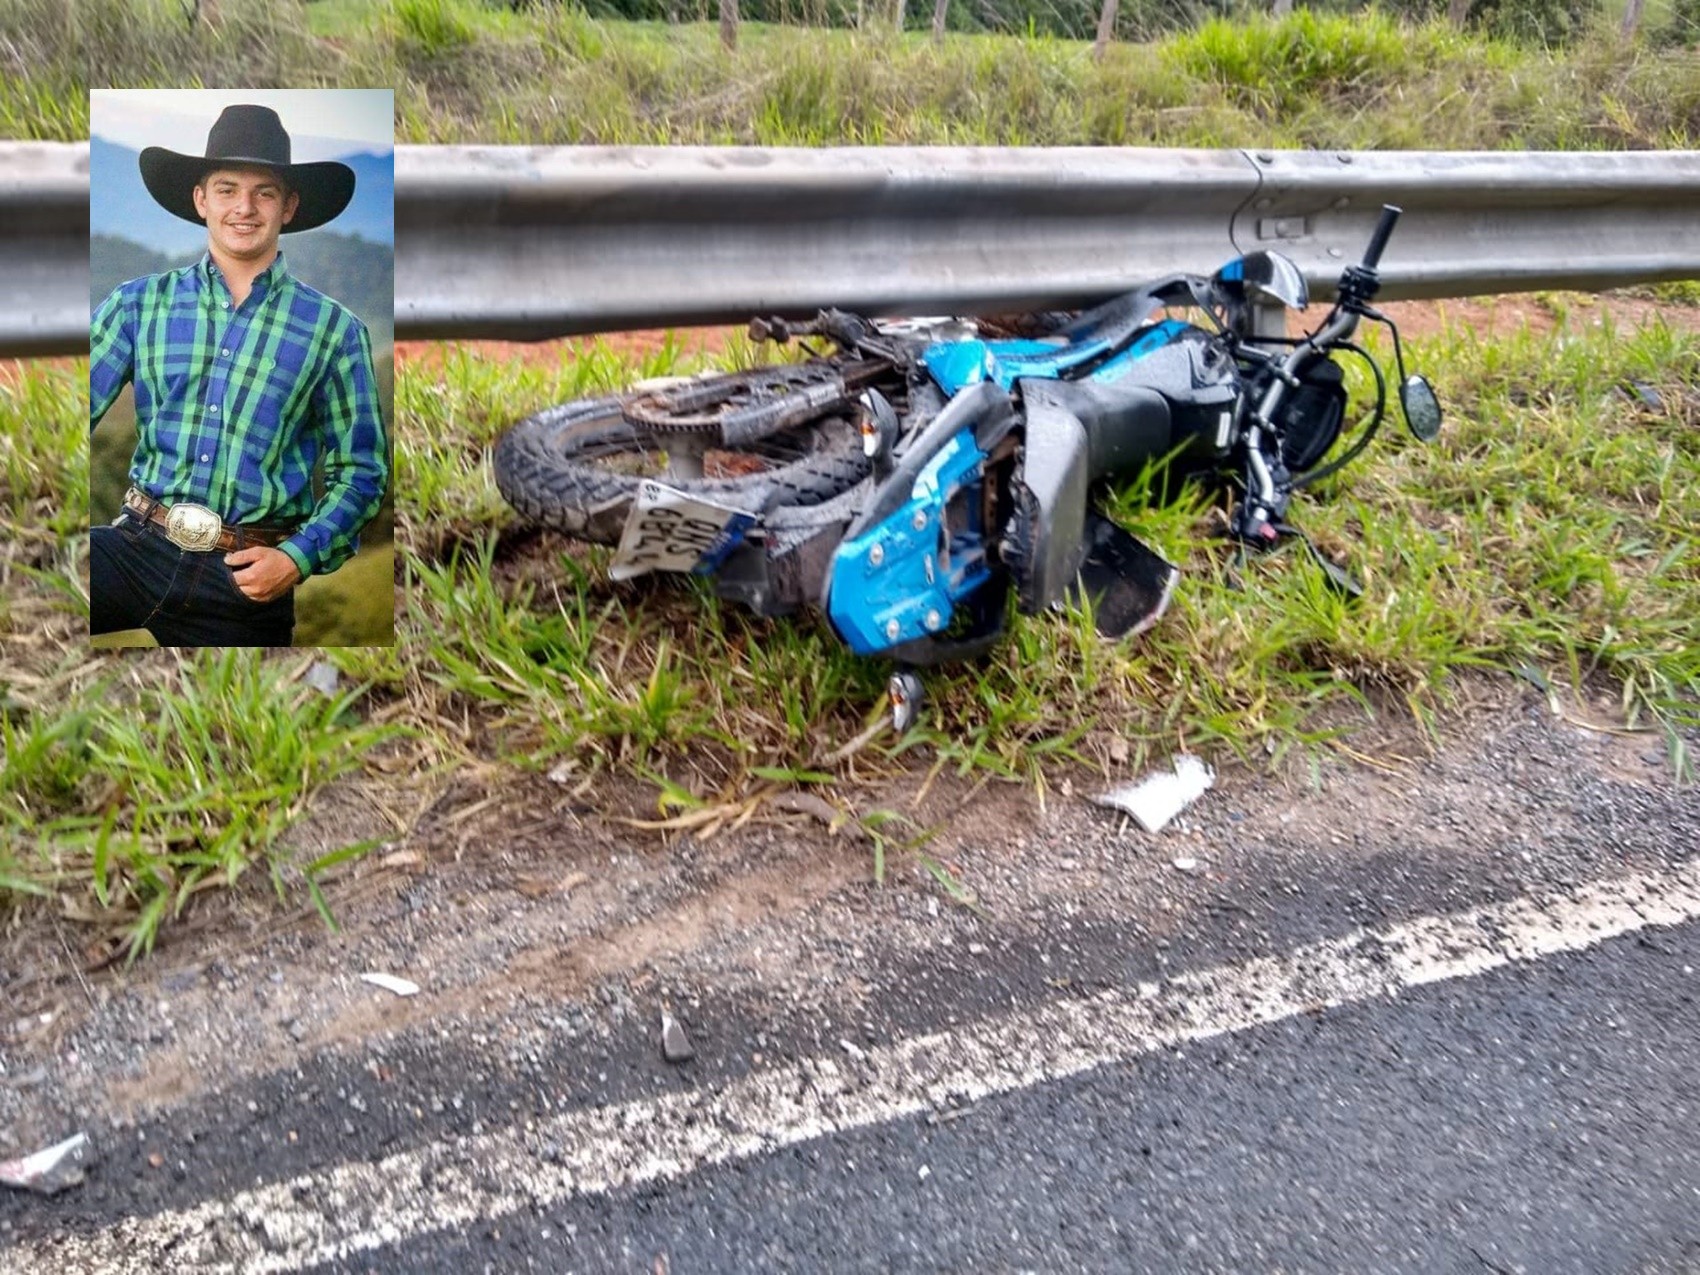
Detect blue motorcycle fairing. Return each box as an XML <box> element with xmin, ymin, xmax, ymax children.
<box><xmin>1078</xmin><ymin>320</ymin><xmax>1195</xmax><ymax>384</ymax></box>
<box><xmin>825</xmin><ymin>428</ymin><xmax>992</xmax><ymax>656</ymax></box>
<box><xmin>922</xmin><ymin>338</ymin><xmax>1090</xmax><ymax>396</ymax></box>
<box><xmin>921</xmin><ymin>320</ymin><xmax>1192</xmax><ymax>396</ymax></box>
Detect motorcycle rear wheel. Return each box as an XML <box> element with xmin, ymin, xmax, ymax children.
<box><xmin>494</xmin><ymin>394</ymin><xmax>871</xmax><ymax>546</ymax></box>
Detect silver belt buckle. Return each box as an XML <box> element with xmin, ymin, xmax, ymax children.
<box><xmin>164</xmin><ymin>502</ymin><xmax>225</xmax><ymax>553</ymax></box>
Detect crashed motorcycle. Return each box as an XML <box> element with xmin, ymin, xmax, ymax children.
<box><xmin>494</xmin><ymin>204</ymin><xmax>1443</xmax><ymax>725</ymax></box>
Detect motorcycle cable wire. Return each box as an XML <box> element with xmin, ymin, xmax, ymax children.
<box><xmin>1287</xmin><ymin>298</ymin><xmax>1414</xmax><ymax>488</ymax></box>
<box><xmin>1289</xmin><ymin>339</ymin><xmax>1387</xmax><ymax>491</ymax></box>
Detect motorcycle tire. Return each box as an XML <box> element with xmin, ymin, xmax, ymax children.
<box><xmin>494</xmin><ymin>393</ymin><xmax>872</xmax><ymax>546</ymax></box>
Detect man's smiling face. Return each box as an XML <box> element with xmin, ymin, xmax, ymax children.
<box><xmin>192</xmin><ymin>165</ymin><xmax>299</xmax><ymax>265</ymax></box>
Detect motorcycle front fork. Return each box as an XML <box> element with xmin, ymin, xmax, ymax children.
<box><xmin>1230</xmin><ymin>437</ymin><xmax>1293</xmax><ymax>548</ymax></box>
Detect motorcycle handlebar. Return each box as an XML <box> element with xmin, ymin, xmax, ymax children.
<box><xmin>1360</xmin><ymin>204</ymin><xmax>1402</xmax><ymax>271</ymax></box>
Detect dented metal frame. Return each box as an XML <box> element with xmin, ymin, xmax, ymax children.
<box><xmin>0</xmin><ymin>142</ymin><xmax>90</xmax><ymax>359</ymax></box>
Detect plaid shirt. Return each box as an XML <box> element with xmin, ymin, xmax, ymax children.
<box><xmin>90</xmin><ymin>252</ymin><xmax>387</xmax><ymax>580</ymax></box>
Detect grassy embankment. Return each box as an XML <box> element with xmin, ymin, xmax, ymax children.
<box><xmin>373</xmin><ymin>0</ymin><xmax>1699</xmax><ymax>148</ymax></box>
<box><xmin>2</xmin><ymin>0</ymin><xmax>1697</xmax><ymax>960</ymax></box>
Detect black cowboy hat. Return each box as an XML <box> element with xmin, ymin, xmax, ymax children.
<box><xmin>138</xmin><ymin>104</ymin><xmax>355</xmax><ymax>235</ymax></box>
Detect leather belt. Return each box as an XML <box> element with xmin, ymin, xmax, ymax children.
<box><xmin>123</xmin><ymin>488</ymin><xmax>294</xmax><ymax>554</ymax></box>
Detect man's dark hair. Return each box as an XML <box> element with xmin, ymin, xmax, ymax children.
<box><xmin>194</xmin><ymin>166</ymin><xmax>295</xmax><ymax>198</ymax></box>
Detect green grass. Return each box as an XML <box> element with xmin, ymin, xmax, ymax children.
<box><xmin>0</xmin><ymin>0</ymin><xmax>81</xmax><ymax>140</ymax></box>
<box><xmin>9</xmin><ymin>0</ymin><xmax>1698</xmax><ymax>147</ymax></box>
<box><xmin>7</xmin><ymin>0</ymin><xmax>1697</xmax><ymax>146</ymax></box>
<box><xmin>374</xmin><ymin>5</ymin><xmax>1700</xmax><ymax>149</ymax></box>
<box><xmin>1</xmin><ymin>648</ymin><xmax>407</xmax><ymax>962</ymax></box>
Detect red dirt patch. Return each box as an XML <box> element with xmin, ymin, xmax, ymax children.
<box><xmin>1377</xmin><ymin>293</ymin><xmax>1699</xmax><ymax>342</ymax></box>
<box><xmin>395</xmin><ymin>326</ymin><xmax>745</xmax><ymax>373</ymax></box>
<box><xmin>0</xmin><ymin>355</ymin><xmax>84</xmax><ymax>381</ymax></box>
<box><xmin>393</xmin><ymin>295</ymin><xmax>1698</xmax><ymax>372</ymax></box>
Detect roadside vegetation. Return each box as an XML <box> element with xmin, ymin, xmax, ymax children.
<box><xmin>2</xmin><ymin>1</ymin><xmax>1697</xmax><ymax>960</ymax></box>
<box><xmin>7</xmin><ymin>299</ymin><xmax>1697</xmax><ymax>958</ymax></box>
<box><xmin>5</xmin><ymin>0</ymin><xmax>1697</xmax><ymax>145</ymax></box>
<box><xmin>374</xmin><ymin>4</ymin><xmax>1699</xmax><ymax>147</ymax></box>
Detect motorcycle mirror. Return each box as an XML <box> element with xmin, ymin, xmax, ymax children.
<box><xmin>1400</xmin><ymin>375</ymin><xmax>1443</xmax><ymax>441</ymax></box>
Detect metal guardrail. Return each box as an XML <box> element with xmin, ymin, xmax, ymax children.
<box><xmin>393</xmin><ymin>147</ymin><xmax>1700</xmax><ymax>340</ymax></box>
<box><xmin>0</xmin><ymin>143</ymin><xmax>90</xmax><ymax>359</ymax></box>
<box><xmin>4</xmin><ymin>144</ymin><xmax>1699</xmax><ymax>355</ymax></box>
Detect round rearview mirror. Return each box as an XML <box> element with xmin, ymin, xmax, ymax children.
<box><xmin>1400</xmin><ymin>375</ymin><xmax>1443</xmax><ymax>442</ymax></box>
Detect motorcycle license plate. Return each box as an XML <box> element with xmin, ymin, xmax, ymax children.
<box><xmin>609</xmin><ymin>481</ymin><xmax>755</xmax><ymax>581</ymax></box>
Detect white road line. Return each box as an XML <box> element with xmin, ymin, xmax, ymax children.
<box><xmin>7</xmin><ymin>859</ymin><xmax>1699</xmax><ymax>1273</ymax></box>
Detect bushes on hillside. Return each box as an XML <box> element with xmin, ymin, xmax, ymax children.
<box><xmin>496</xmin><ymin>0</ymin><xmax>1654</xmax><ymax>47</ymax></box>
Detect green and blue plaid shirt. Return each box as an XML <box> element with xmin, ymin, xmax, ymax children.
<box><xmin>90</xmin><ymin>252</ymin><xmax>388</xmax><ymax>580</ymax></box>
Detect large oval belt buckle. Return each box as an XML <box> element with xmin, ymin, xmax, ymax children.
<box><xmin>164</xmin><ymin>502</ymin><xmax>224</xmax><ymax>553</ymax></box>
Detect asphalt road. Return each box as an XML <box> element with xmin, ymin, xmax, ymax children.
<box><xmin>349</xmin><ymin>917</ymin><xmax>1700</xmax><ymax>1275</ymax></box>
<box><xmin>5</xmin><ymin>859</ymin><xmax>1697</xmax><ymax>1274</ymax></box>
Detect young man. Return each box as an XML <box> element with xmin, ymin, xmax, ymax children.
<box><xmin>89</xmin><ymin>103</ymin><xmax>388</xmax><ymax>646</ymax></box>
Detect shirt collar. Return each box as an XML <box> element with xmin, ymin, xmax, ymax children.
<box><xmin>197</xmin><ymin>250</ymin><xmax>290</xmax><ymax>299</ymax></box>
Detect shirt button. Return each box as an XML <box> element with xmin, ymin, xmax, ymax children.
<box><xmin>209</xmin><ymin>405</ymin><xmax>219</xmax><ymax>414</ymax></box>
<box><xmin>200</xmin><ymin>453</ymin><xmax>210</xmax><ymax>462</ymax></box>
<box><xmin>221</xmin><ymin>348</ymin><xmax>231</xmax><ymax>357</ymax></box>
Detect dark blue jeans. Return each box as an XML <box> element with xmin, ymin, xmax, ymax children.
<box><xmin>90</xmin><ymin>512</ymin><xmax>295</xmax><ymax>647</ymax></box>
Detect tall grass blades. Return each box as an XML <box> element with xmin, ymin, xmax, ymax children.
<box><xmin>3</xmin><ymin>651</ymin><xmax>406</xmax><ymax>961</ymax></box>
<box><xmin>371</xmin><ymin>8</ymin><xmax>1697</xmax><ymax>149</ymax></box>
<box><xmin>74</xmin><ymin>0</ymin><xmax>346</xmax><ymax>93</ymax></box>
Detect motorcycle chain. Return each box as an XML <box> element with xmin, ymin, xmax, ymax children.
<box><xmin>623</xmin><ymin>358</ymin><xmax>893</xmax><ymax>447</ymax></box>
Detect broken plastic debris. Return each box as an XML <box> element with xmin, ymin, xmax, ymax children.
<box><xmin>1092</xmin><ymin>755</ymin><xmax>1215</xmax><ymax>833</ymax></box>
<box><xmin>377</xmin><ymin>849</ymin><xmax>424</xmax><ymax>870</ymax></box>
<box><xmin>1</xmin><ymin>1133</ymin><xmax>93</xmax><ymax>1196</ymax></box>
<box><xmin>1172</xmin><ymin>856</ymin><xmax>1201</xmax><ymax>873</ymax></box>
<box><xmin>360</xmin><ymin>973</ymin><xmax>420</xmax><ymax>997</ymax></box>
<box><xmin>304</xmin><ymin>660</ymin><xmax>341</xmax><ymax>697</ymax></box>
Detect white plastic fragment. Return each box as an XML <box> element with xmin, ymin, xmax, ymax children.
<box><xmin>1092</xmin><ymin>754</ymin><xmax>1215</xmax><ymax>833</ymax></box>
<box><xmin>304</xmin><ymin>660</ymin><xmax>341</xmax><ymax>697</ymax></box>
<box><xmin>0</xmin><ymin>1133</ymin><xmax>93</xmax><ymax>1195</ymax></box>
<box><xmin>360</xmin><ymin>973</ymin><xmax>420</xmax><ymax>997</ymax></box>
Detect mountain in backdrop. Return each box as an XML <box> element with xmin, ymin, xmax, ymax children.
<box><xmin>92</xmin><ymin>233</ymin><xmax>395</xmax><ymax>349</ymax></box>
<box><xmin>89</xmin><ymin>135</ymin><xmax>394</xmax><ymax>255</ymax></box>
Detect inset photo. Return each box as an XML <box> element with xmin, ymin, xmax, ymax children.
<box><xmin>89</xmin><ymin>88</ymin><xmax>395</xmax><ymax>648</ymax></box>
